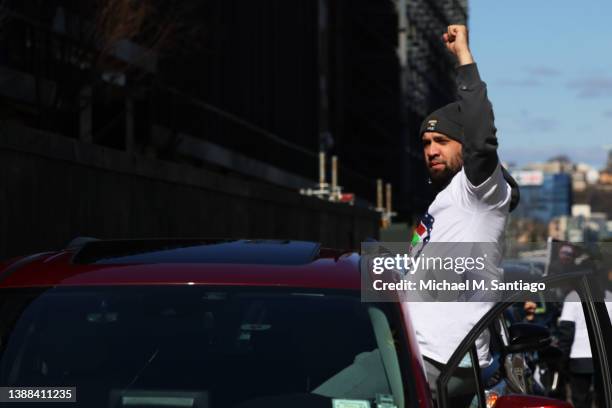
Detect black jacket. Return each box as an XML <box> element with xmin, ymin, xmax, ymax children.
<box><xmin>456</xmin><ymin>63</ymin><xmax>520</xmax><ymax>210</ymax></box>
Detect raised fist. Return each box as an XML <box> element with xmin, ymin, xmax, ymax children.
<box><xmin>442</xmin><ymin>25</ymin><xmax>473</xmax><ymax>65</ymax></box>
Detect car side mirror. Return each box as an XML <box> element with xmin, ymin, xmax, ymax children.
<box><xmin>494</xmin><ymin>394</ymin><xmax>572</xmax><ymax>408</ymax></box>
<box><xmin>507</xmin><ymin>323</ymin><xmax>551</xmax><ymax>352</ymax></box>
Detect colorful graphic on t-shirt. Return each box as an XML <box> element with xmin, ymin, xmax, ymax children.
<box><xmin>411</xmin><ymin>212</ymin><xmax>434</xmax><ymax>246</ymax></box>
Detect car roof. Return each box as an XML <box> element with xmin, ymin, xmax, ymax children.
<box><xmin>0</xmin><ymin>239</ymin><xmax>361</xmax><ymax>290</ymax></box>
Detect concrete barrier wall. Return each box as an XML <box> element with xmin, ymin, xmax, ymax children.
<box><xmin>0</xmin><ymin>123</ymin><xmax>379</xmax><ymax>259</ymax></box>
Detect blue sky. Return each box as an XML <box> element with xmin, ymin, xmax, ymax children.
<box><xmin>468</xmin><ymin>0</ymin><xmax>612</xmax><ymax>169</ymax></box>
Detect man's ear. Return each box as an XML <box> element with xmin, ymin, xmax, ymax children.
<box><xmin>456</xmin><ymin>145</ymin><xmax>465</xmax><ymax>167</ymax></box>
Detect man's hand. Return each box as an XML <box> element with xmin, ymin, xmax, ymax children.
<box><xmin>443</xmin><ymin>25</ymin><xmax>474</xmax><ymax>66</ymax></box>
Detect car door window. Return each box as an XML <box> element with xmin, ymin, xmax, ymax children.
<box><xmin>437</xmin><ymin>347</ymin><xmax>482</xmax><ymax>408</ymax></box>
<box><xmin>437</xmin><ymin>273</ymin><xmax>610</xmax><ymax>408</ymax></box>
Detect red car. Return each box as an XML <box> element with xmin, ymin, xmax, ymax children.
<box><xmin>0</xmin><ymin>239</ymin><xmax>602</xmax><ymax>408</ymax></box>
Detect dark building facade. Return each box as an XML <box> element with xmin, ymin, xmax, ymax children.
<box><xmin>400</xmin><ymin>0</ymin><xmax>469</xmax><ymax>217</ymax></box>
<box><xmin>0</xmin><ymin>0</ymin><xmax>468</xmax><ymax>221</ymax></box>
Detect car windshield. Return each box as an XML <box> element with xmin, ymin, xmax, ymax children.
<box><xmin>0</xmin><ymin>286</ymin><xmax>408</xmax><ymax>408</ymax></box>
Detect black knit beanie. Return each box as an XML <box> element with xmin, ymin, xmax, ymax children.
<box><xmin>419</xmin><ymin>102</ymin><xmax>463</xmax><ymax>143</ymax></box>
<box><xmin>419</xmin><ymin>101</ymin><xmax>521</xmax><ymax>212</ymax></box>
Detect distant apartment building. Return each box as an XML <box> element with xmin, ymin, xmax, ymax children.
<box><xmin>599</xmin><ymin>150</ymin><xmax>612</xmax><ymax>185</ymax></box>
<box><xmin>523</xmin><ymin>156</ymin><xmax>600</xmax><ymax>191</ymax></box>
<box><xmin>574</xmin><ymin>149</ymin><xmax>612</xmax><ymax>220</ymax></box>
<box><xmin>523</xmin><ymin>156</ymin><xmax>574</xmax><ymax>174</ymax></box>
<box><xmin>511</xmin><ymin>170</ymin><xmax>572</xmax><ymax>224</ymax></box>
<box><xmin>515</xmin><ymin>152</ymin><xmax>611</xmax><ymax>242</ymax></box>
<box><xmin>549</xmin><ymin>207</ymin><xmax>610</xmax><ymax>242</ymax></box>
<box><xmin>571</xmin><ymin>163</ymin><xmax>600</xmax><ymax>192</ymax></box>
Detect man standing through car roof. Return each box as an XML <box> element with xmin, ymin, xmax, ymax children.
<box><xmin>406</xmin><ymin>25</ymin><xmax>520</xmax><ymax>402</ymax></box>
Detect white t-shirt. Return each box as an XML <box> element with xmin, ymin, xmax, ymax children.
<box><xmin>408</xmin><ymin>164</ymin><xmax>512</xmax><ymax>366</ymax></box>
<box><xmin>559</xmin><ymin>290</ymin><xmax>612</xmax><ymax>359</ymax></box>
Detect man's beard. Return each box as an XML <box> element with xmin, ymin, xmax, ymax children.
<box><xmin>429</xmin><ymin>162</ymin><xmax>462</xmax><ymax>191</ymax></box>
